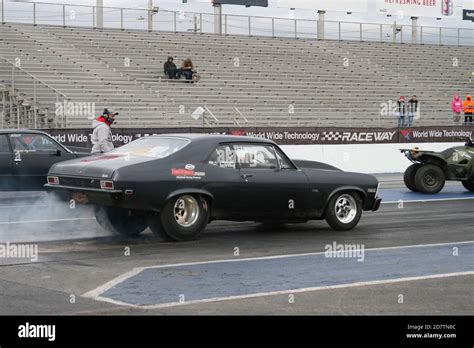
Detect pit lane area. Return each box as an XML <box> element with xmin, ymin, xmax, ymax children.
<box><xmin>0</xmin><ymin>175</ymin><xmax>473</xmax><ymax>315</ymax></box>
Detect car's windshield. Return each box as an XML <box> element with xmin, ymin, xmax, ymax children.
<box><xmin>110</xmin><ymin>137</ymin><xmax>189</xmax><ymax>159</ymax></box>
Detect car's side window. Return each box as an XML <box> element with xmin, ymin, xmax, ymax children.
<box><xmin>0</xmin><ymin>135</ymin><xmax>11</xmax><ymax>153</ymax></box>
<box><xmin>208</xmin><ymin>145</ymin><xmax>237</xmax><ymax>169</ymax></box>
<box><xmin>9</xmin><ymin>134</ymin><xmax>62</xmax><ymax>152</ymax></box>
<box><xmin>234</xmin><ymin>144</ymin><xmax>278</xmax><ymax>169</ymax></box>
<box><xmin>274</xmin><ymin>147</ymin><xmax>295</xmax><ymax>170</ymax></box>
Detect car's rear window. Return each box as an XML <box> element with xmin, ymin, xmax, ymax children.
<box><xmin>110</xmin><ymin>137</ymin><xmax>190</xmax><ymax>159</ymax></box>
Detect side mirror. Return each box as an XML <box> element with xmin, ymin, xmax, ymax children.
<box><xmin>55</xmin><ymin>149</ymin><xmax>62</xmax><ymax>156</ymax></box>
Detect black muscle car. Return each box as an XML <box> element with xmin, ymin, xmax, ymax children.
<box><xmin>0</xmin><ymin>130</ymin><xmax>89</xmax><ymax>191</ymax></box>
<box><xmin>45</xmin><ymin>134</ymin><xmax>381</xmax><ymax>241</ymax></box>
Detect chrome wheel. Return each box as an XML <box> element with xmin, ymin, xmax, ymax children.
<box><xmin>174</xmin><ymin>195</ymin><xmax>199</xmax><ymax>227</ymax></box>
<box><xmin>335</xmin><ymin>194</ymin><xmax>357</xmax><ymax>224</ymax></box>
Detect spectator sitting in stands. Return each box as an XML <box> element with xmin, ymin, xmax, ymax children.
<box><xmin>163</xmin><ymin>56</ymin><xmax>178</xmax><ymax>79</ymax></box>
<box><xmin>463</xmin><ymin>95</ymin><xmax>474</xmax><ymax>125</ymax></box>
<box><xmin>451</xmin><ymin>94</ymin><xmax>463</xmax><ymax>124</ymax></box>
<box><xmin>177</xmin><ymin>58</ymin><xmax>196</xmax><ymax>83</ymax></box>
<box><xmin>406</xmin><ymin>95</ymin><xmax>418</xmax><ymax>127</ymax></box>
<box><xmin>396</xmin><ymin>96</ymin><xmax>406</xmax><ymax>127</ymax></box>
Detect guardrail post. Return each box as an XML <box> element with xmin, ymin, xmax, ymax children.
<box><xmin>225</xmin><ymin>14</ymin><xmax>227</xmax><ymax>35</ymax></box>
<box><xmin>272</xmin><ymin>17</ymin><xmax>274</xmax><ymax>37</ymax></box>
<box><xmin>420</xmin><ymin>26</ymin><xmax>423</xmax><ymax>44</ymax></box>
<box><xmin>317</xmin><ymin>10</ymin><xmax>325</xmax><ymax>40</ymax></box>
<box><xmin>359</xmin><ymin>23</ymin><xmax>362</xmax><ymax>41</ymax></box>
<box><xmin>1</xmin><ymin>0</ymin><xmax>4</xmax><ymax>24</ymax></box>
<box><xmin>33</xmin><ymin>80</ymin><xmax>37</xmax><ymax>128</ymax></box>
<box><xmin>248</xmin><ymin>16</ymin><xmax>251</xmax><ymax>36</ymax></box>
<box><xmin>411</xmin><ymin>17</ymin><xmax>418</xmax><ymax>44</ymax></box>
<box><xmin>439</xmin><ymin>27</ymin><xmax>442</xmax><ymax>45</ymax></box>
<box><xmin>174</xmin><ymin>12</ymin><xmax>177</xmax><ymax>32</ymax></box>
<box><xmin>457</xmin><ymin>28</ymin><xmax>460</xmax><ymax>46</ymax></box>
<box><xmin>62</xmin><ymin>4</ymin><xmax>66</xmax><ymax>27</ymax></box>
<box><xmin>213</xmin><ymin>3</ymin><xmax>222</xmax><ymax>35</ymax></box>
<box><xmin>120</xmin><ymin>8</ymin><xmax>123</xmax><ymax>30</ymax></box>
<box><xmin>16</xmin><ymin>99</ymin><xmax>20</xmax><ymax>129</ymax></box>
<box><xmin>200</xmin><ymin>13</ymin><xmax>202</xmax><ymax>33</ymax></box>
<box><xmin>338</xmin><ymin>21</ymin><xmax>341</xmax><ymax>41</ymax></box>
<box><xmin>294</xmin><ymin>19</ymin><xmax>297</xmax><ymax>39</ymax></box>
<box><xmin>379</xmin><ymin>24</ymin><xmax>382</xmax><ymax>42</ymax></box>
<box><xmin>33</xmin><ymin>2</ymin><xmax>36</xmax><ymax>26</ymax></box>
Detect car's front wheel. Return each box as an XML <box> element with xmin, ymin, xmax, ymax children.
<box><xmin>414</xmin><ymin>164</ymin><xmax>445</xmax><ymax>194</ymax></box>
<box><xmin>158</xmin><ymin>194</ymin><xmax>209</xmax><ymax>241</ymax></box>
<box><xmin>461</xmin><ymin>180</ymin><xmax>474</xmax><ymax>192</ymax></box>
<box><xmin>325</xmin><ymin>192</ymin><xmax>362</xmax><ymax>231</ymax></box>
<box><xmin>403</xmin><ymin>163</ymin><xmax>421</xmax><ymax>192</ymax></box>
<box><xmin>94</xmin><ymin>206</ymin><xmax>148</xmax><ymax>237</ymax></box>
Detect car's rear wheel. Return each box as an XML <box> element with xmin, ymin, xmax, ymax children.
<box><xmin>146</xmin><ymin>213</ymin><xmax>173</xmax><ymax>242</ymax></box>
<box><xmin>94</xmin><ymin>206</ymin><xmax>148</xmax><ymax>237</ymax></box>
<box><xmin>325</xmin><ymin>192</ymin><xmax>362</xmax><ymax>231</ymax></box>
<box><xmin>461</xmin><ymin>180</ymin><xmax>474</xmax><ymax>192</ymax></box>
<box><xmin>158</xmin><ymin>194</ymin><xmax>209</xmax><ymax>241</ymax></box>
<box><xmin>403</xmin><ymin>164</ymin><xmax>421</xmax><ymax>192</ymax></box>
<box><xmin>414</xmin><ymin>164</ymin><xmax>445</xmax><ymax>194</ymax></box>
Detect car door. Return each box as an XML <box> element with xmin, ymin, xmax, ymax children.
<box><xmin>204</xmin><ymin>144</ymin><xmax>241</xmax><ymax>219</ymax></box>
<box><xmin>0</xmin><ymin>134</ymin><xmax>15</xmax><ymax>190</ymax></box>
<box><xmin>9</xmin><ymin>133</ymin><xmax>77</xmax><ymax>190</ymax></box>
<box><xmin>233</xmin><ymin>143</ymin><xmax>309</xmax><ymax>220</ymax></box>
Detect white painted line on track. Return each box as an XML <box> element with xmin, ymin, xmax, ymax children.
<box><xmin>0</xmin><ymin>204</ymin><xmax>53</xmax><ymax>208</ymax></box>
<box><xmin>83</xmin><ymin>240</ymin><xmax>474</xmax><ymax>306</ymax></box>
<box><xmin>382</xmin><ymin>197</ymin><xmax>474</xmax><ymax>204</ymax></box>
<box><xmin>0</xmin><ymin>218</ymin><xmax>95</xmax><ymax>225</ymax></box>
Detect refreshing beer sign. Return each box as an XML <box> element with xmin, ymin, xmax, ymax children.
<box><xmin>375</xmin><ymin>0</ymin><xmax>468</xmax><ymax>18</ymax></box>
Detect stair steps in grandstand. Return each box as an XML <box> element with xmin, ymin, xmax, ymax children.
<box><xmin>0</xmin><ymin>23</ymin><xmax>472</xmax><ymax>127</ymax></box>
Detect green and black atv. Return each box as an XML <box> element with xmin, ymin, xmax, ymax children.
<box><xmin>400</xmin><ymin>137</ymin><xmax>474</xmax><ymax>194</ymax></box>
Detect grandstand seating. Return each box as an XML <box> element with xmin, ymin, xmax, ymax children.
<box><xmin>0</xmin><ymin>22</ymin><xmax>472</xmax><ymax>128</ymax></box>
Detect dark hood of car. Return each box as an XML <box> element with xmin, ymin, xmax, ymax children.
<box><xmin>66</xmin><ymin>146</ymin><xmax>92</xmax><ymax>155</ymax></box>
<box><xmin>303</xmin><ymin>167</ymin><xmax>378</xmax><ymax>187</ymax></box>
<box><xmin>48</xmin><ymin>153</ymin><xmax>157</xmax><ymax>178</ymax></box>
<box><xmin>293</xmin><ymin>159</ymin><xmax>341</xmax><ymax>171</ymax></box>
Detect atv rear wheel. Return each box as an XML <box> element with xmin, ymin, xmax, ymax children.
<box><xmin>403</xmin><ymin>164</ymin><xmax>421</xmax><ymax>192</ymax></box>
<box><xmin>461</xmin><ymin>180</ymin><xmax>474</xmax><ymax>192</ymax></box>
<box><xmin>414</xmin><ymin>164</ymin><xmax>445</xmax><ymax>194</ymax></box>
<box><xmin>94</xmin><ymin>206</ymin><xmax>148</xmax><ymax>237</ymax></box>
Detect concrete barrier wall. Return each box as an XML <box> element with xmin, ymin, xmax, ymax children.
<box><xmin>281</xmin><ymin>143</ymin><xmax>465</xmax><ymax>174</ymax></box>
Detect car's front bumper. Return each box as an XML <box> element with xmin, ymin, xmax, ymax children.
<box><xmin>372</xmin><ymin>197</ymin><xmax>382</xmax><ymax>211</ymax></box>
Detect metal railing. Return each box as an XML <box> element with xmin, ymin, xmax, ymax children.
<box><xmin>1</xmin><ymin>0</ymin><xmax>473</xmax><ymax>46</ymax></box>
<box><xmin>0</xmin><ymin>55</ymin><xmax>69</xmax><ymax>127</ymax></box>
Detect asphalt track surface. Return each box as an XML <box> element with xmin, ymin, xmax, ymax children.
<box><xmin>0</xmin><ymin>174</ymin><xmax>473</xmax><ymax>315</ymax></box>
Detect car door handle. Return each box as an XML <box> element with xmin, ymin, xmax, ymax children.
<box><xmin>241</xmin><ymin>174</ymin><xmax>253</xmax><ymax>179</ymax></box>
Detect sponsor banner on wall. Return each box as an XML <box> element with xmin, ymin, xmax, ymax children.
<box><xmin>213</xmin><ymin>0</ymin><xmax>268</xmax><ymax>6</ymax></box>
<box><xmin>277</xmin><ymin>0</ymin><xmax>369</xmax><ymax>13</ymax></box>
<box><xmin>463</xmin><ymin>8</ymin><xmax>474</xmax><ymax>21</ymax></box>
<box><xmin>375</xmin><ymin>0</ymin><xmax>468</xmax><ymax>19</ymax></box>
<box><xmin>42</xmin><ymin>127</ymin><xmax>473</xmax><ymax>148</ymax></box>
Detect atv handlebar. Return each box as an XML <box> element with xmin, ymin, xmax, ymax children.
<box><xmin>454</xmin><ymin>136</ymin><xmax>473</xmax><ymax>147</ymax></box>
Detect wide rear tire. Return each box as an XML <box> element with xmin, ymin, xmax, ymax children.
<box><xmin>403</xmin><ymin>164</ymin><xmax>421</xmax><ymax>192</ymax></box>
<box><xmin>146</xmin><ymin>213</ymin><xmax>173</xmax><ymax>242</ymax></box>
<box><xmin>157</xmin><ymin>194</ymin><xmax>209</xmax><ymax>242</ymax></box>
<box><xmin>414</xmin><ymin>164</ymin><xmax>445</xmax><ymax>194</ymax></box>
<box><xmin>325</xmin><ymin>191</ymin><xmax>362</xmax><ymax>231</ymax></box>
<box><xmin>461</xmin><ymin>180</ymin><xmax>474</xmax><ymax>192</ymax></box>
<box><xmin>94</xmin><ymin>206</ymin><xmax>148</xmax><ymax>237</ymax></box>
